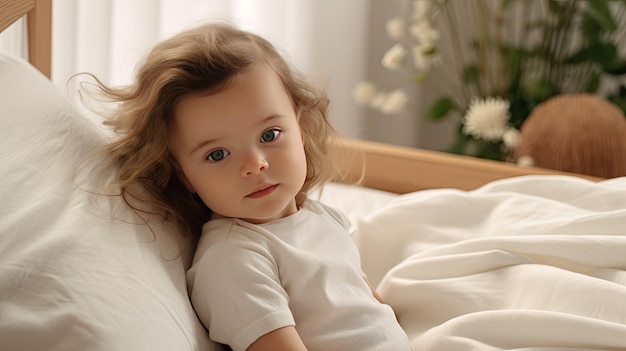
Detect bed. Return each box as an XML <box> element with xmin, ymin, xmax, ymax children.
<box><xmin>2</xmin><ymin>1</ymin><xmax>625</xmax><ymax>350</ymax></box>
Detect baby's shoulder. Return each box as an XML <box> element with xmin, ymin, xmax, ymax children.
<box><xmin>197</xmin><ymin>218</ymin><xmax>270</xmax><ymax>253</ymax></box>
<box><xmin>304</xmin><ymin>199</ymin><xmax>351</xmax><ymax>230</ymax></box>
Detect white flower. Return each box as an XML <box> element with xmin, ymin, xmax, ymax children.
<box><xmin>517</xmin><ymin>155</ymin><xmax>535</xmax><ymax>168</ymax></box>
<box><xmin>502</xmin><ymin>127</ymin><xmax>521</xmax><ymax>149</ymax></box>
<box><xmin>381</xmin><ymin>43</ymin><xmax>407</xmax><ymax>71</ymax></box>
<box><xmin>412</xmin><ymin>0</ymin><xmax>433</xmax><ymax>21</ymax></box>
<box><xmin>353</xmin><ymin>81</ymin><xmax>378</xmax><ymax>105</ymax></box>
<box><xmin>409</xmin><ymin>21</ymin><xmax>440</xmax><ymax>46</ymax></box>
<box><xmin>380</xmin><ymin>89</ymin><xmax>408</xmax><ymax>114</ymax></box>
<box><xmin>386</xmin><ymin>17</ymin><xmax>406</xmax><ymax>40</ymax></box>
<box><xmin>462</xmin><ymin>97</ymin><xmax>510</xmax><ymax>141</ymax></box>
<box><xmin>412</xmin><ymin>44</ymin><xmax>439</xmax><ymax>71</ymax></box>
<box><xmin>369</xmin><ymin>93</ymin><xmax>388</xmax><ymax>109</ymax></box>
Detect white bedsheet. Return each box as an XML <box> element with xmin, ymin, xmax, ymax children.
<box><xmin>353</xmin><ymin>175</ymin><xmax>626</xmax><ymax>350</ymax></box>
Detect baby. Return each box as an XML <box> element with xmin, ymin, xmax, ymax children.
<box><xmin>92</xmin><ymin>22</ymin><xmax>413</xmax><ymax>351</ymax></box>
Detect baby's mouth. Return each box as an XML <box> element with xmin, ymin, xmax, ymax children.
<box><xmin>246</xmin><ymin>184</ymin><xmax>278</xmax><ymax>198</ymax></box>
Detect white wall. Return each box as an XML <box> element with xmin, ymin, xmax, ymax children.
<box><xmin>360</xmin><ymin>0</ymin><xmax>456</xmax><ymax>150</ymax></box>
<box><xmin>278</xmin><ymin>0</ymin><xmax>371</xmax><ymax>139</ymax></box>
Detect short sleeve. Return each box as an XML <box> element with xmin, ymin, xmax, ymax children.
<box><xmin>188</xmin><ymin>242</ymin><xmax>295</xmax><ymax>351</ymax></box>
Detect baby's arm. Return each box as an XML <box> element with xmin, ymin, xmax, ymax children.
<box><xmin>247</xmin><ymin>326</ymin><xmax>308</xmax><ymax>351</ymax></box>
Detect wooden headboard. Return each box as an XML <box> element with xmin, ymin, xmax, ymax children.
<box><xmin>1</xmin><ymin>0</ymin><xmax>602</xmax><ymax>194</ymax></box>
<box><xmin>0</xmin><ymin>0</ymin><xmax>52</xmax><ymax>77</ymax></box>
<box><xmin>333</xmin><ymin>138</ymin><xmax>603</xmax><ymax>194</ymax></box>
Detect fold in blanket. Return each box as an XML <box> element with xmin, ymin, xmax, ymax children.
<box><xmin>353</xmin><ymin>176</ymin><xmax>626</xmax><ymax>351</ymax></box>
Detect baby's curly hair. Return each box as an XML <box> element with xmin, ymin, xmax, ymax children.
<box><xmin>88</xmin><ymin>22</ymin><xmax>342</xmax><ymax>236</ymax></box>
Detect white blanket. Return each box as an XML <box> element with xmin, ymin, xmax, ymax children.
<box><xmin>354</xmin><ymin>176</ymin><xmax>626</xmax><ymax>351</ymax></box>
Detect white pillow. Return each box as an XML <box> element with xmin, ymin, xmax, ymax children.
<box><xmin>0</xmin><ymin>53</ymin><xmax>223</xmax><ymax>351</ymax></box>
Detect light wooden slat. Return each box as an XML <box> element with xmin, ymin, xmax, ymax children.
<box><xmin>335</xmin><ymin>138</ymin><xmax>603</xmax><ymax>194</ymax></box>
<box><xmin>1</xmin><ymin>0</ymin><xmax>52</xmax><ymax>78</ymax></box>
<box><xmin>27</xmin><ymin>0</ymin><xmax>52</xmax><ymax>77</ymax></box>
<box><xmin>0</xmin><ymin>0</ymin><xmax>35</xmax><ymax>32</ymax></box>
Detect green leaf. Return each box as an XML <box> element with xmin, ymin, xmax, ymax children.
<box><xmin>505</xmin><ymin>48</ymin><xmax>523</xmax><ymax>87</ymax></box>
<box><xmin>604</xmin><ymin>61</ymin><xmax>626</xmax><ymax>75</ymax></box>
<box><xmin>572</xmin><ymin>43</ymin><xmax>626</xmax><ymax>74</ymax></box>
<box><xmin>500</xmin><ymin>0</ymin><xmax>516</xmax><ymax>9</ymax></box>
<box><xmin>585</xmin><ymin>72</ymin><xmax>601</xmax><ymax>92</ymax></box>
<box><xmin>475</xmin><ymin>141</ymin><xmax>504</xmax><ymax>161</ymax></box>
<box><xmin>584</xmin><ymin>0</ymin><xmax>617</xmax><ymax>32</ymax></box>
<box><xmin>462</xmin><ymin>65</ymin><xmax>480</xmax><ymax>83</ymax></box>
<box><xmin>447</xmin><ymin>125</ymin><xmax>471</xmax><ymax>155</ymax></box>
<box><xmin>564</xmin><ymin>47</ymin><xmax>591</xmax><ymax>64</ymax></box>
<box><xmin>414</xmin><ymin>72</ymin><xmax>429</xmax><ymax>83</ymax></box>
<box><xmin>522</xmin><ymin>79</ymin><xmax>553</xmax><ymax>101</ymax></box>
<box><xmin>547</xmin><ymin>0</ymin><xmax>568</xmax><ymax>13</ymax></box>
<box><xmin>590</xmin><ymin>42</ymin><xmax>617</xmax><ymax>64</ymax></box>
<box><xmin>447</xmin><ymin>135</ymin><xmax>469</xmax><ymax>155</ymax></box>
<box><xmin>581</xmin><ymin>12</ymin><xmax>603</xmax><ymax>43</ymax></box>
<box><xmin>427</xmin><ymin>97</ymin><xmax>455</xmax><ymax>121</ymax></box>
<box><xmin>607</xmin><ymin>94</ymin><xmax>626</xmax><ymax>115</ymax></box>
<box><xmin>564</xmin><ymin>42</ymin><xmax>619</xmax><ymax>68</ymax></box>
<box><xmin>463</xmin><ymin>65</ymin><xmax>481</xmax><ymax>93</ymax></box>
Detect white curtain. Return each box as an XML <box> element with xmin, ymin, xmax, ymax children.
<box><xmin>0</xmin><ymin>18</ymin><xmax>28</xmax><ymax>58</ymax></box>
<box><xmin>49</xmin><ymin>0</ymin><xmax>371</xmax><ymax>137</ymax></box>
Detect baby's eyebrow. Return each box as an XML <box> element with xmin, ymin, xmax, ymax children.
<box><xmin>190</xmin><ymin>137</ymin><xmax>219</xmax><ymax>156</ymax></box>
<box><xmin>259</xmin><ymin>114</ymin><xmax>284</xmax><ymax>124</ymax></box>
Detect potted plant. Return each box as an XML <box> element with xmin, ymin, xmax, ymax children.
<box><xmin>355</xmin><ymin>0</ymin><xmax>626</xmax><ymax>161</ymax></box>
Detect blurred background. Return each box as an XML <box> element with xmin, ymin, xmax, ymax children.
<box><xmin>2</xmin><ymin>0</ymin><xmax>625</xmax><ymax>158</ymax></box>
<box><xmin>1</xmin><ymin>0</ymin><xmax>436</xmax><ymax>148</ymax></box>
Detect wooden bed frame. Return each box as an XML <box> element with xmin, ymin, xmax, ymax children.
<box><xmin>2</xmin><ymin>0</ymin><xmax>603</xmax><ymax>194</ymax></box>
<box><xmin>0</xmin><ymin>0</ymin><xmax>51</xmax><ymax>78</ymax></box>
<box><xmin>333</xmin><ymin>138</ymin><xmax>602</xmax><ymax>194</ymax></box>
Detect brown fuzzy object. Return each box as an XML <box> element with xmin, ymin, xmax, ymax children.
<box><xmin>515</xmin><ymin>94</ymin><xmax>626</xmax><ymax>178</ymax></box>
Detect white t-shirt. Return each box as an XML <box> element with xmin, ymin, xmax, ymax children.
<box><xmin>187</xmin><ymin>199</ymin><xmax>413</xmax><ymax>351</ymax></box>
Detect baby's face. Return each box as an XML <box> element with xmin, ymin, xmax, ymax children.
<box><xmin>169</xmin><ymin>63</ymin><xmax>307</xmax><ymax>224</ymax></box>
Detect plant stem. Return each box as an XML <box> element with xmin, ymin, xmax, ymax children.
<box><xmin>474</xmin><ymin>0</ymin><xmax>491</xmax><ymax>95</ymax></box>
<box><xmin>441</xmin><ymin>0</ymin><xmax>472</xmax><ymax>105</ymax></box>
<box><xmin>495</xmin><ymin>1</ymin><xmax>506</xmax><ymax>96</ymax></box>
<box><xmin>553</xmin><ymin>0</ymin><xmax>577</xmax><ymax>92</ymax></box>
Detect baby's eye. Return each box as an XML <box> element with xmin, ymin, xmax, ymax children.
<box><xmin>206</xmin><ymin>149</ymin><xmax>229</xmax><ymax>162</ymax></box>
<box><xmin>260</xmin><ymin>129</ymin><xmax>280</xmax><ymax>143</ymax></box>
